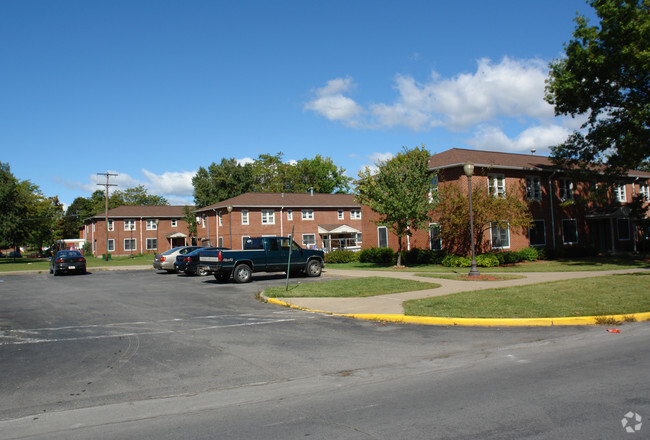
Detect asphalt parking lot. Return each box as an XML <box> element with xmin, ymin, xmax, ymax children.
<box><xmin>1</xmin><ymin>269</ymin><xmax>647</xmax><ymax>439</ymax></box>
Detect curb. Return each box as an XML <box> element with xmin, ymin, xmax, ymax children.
<box><xmin>265</xmin><ymin>297</ymin><xmax>650</xmax><ymax>327</ymax></box>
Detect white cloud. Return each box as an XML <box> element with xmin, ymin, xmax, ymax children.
<box><xmin>467</xmin><ymin>124</ymin><xmax>571</xmax><ymax>153</ymax></box>
<box><xmin>304</xmin><ymin>77</ymin><xmax>363</xmax><ymax>123</ymax></box>
<box><xmin>358</xmin><ymin>152</ymin><xmax>395</xmax><ymax>175</ymax></box>
<box><xmin>141</xmin><ymin>169</ymin><xmax>195</xmax><ymax>197</ymax></box>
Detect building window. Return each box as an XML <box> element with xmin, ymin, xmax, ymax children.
<box><xmin>525</xmin><ymin>176</ymin><xmax>542</xmax><ymax>201</ymax></box>
<box><xmin>302</xmin><ymin>234</ymin><xmax>316</xmax><ymax>247</ymax></box>
<box><xmin>218</xmin><ymin>211</ymin><xmax>223</xmax><ymax>226</ymax></box>
<box><xmin>124</xmin><ymin>219</ymin><xmax>136</xmax><ymax>231</ymax></box>
<box><xmin>615</xmin><ymin>182</ymin><xmax>626</xmax><ymax>203</ymax></box>
<box><xmin>146</xmin><ymin>219</ymin><xmax>157</xmax><ymax>230</ymax></box>
<box><xmin>562</xmin><ymin>219</ymin><xmax>578</xmax><ymax>244</ymax></box>
<box><xmin>262</xmin><ymin>210</ymin><xmax>275</xmax><ymax>225</ymax></box>
<box><xmin>617</xmin><ymin>218</ymin><xmax>630</xmax><ymax>241</ymax></box>
<box><xmin>429</xmin><ymin>176</ymin><xmax>439</xmax><ymax>202</ymax></box>
<box><xmin>218</xmin><ymin>236</ymin><xmax>223</xmax><ymax>247</ymax></box>
<box><xmin>201</xmin><ymin>215</ymin><xmax>205</xmax><ymax>228</ymax></box>
<box><xmin>108</xmin><ymin>220</ymin><xmax>114</xmax><ymax>231</ymax></box>
<box><xmin>640</xmin><ymin>183</ymin><xmax>650</xmax><ymax>199</ymax></box>
<box><xmin>302</xmin><ymin>210</ymin><xmax>314</xmax><ymax>220</ymax></box>
<box><xmin>488</xmin><ymin>174</ymin><xmax>505</xmax><ymax>198</ymax></box>
<box><xmin>171</xmin><ymin>219</ymin><xmax>177</xmax><ymax>227</ymax></box>
<box><xmin>429</xmin><ymin>223</ymin><xmax>441</xmax><ymax>251</ymax></box>
<box><xmin>338</xmin><ymin>210</ymin><xmax>344</xmax><ymax>220</ymax></box>
<box><xmin>491</xmin><ymin>223</ymin><xmax>510</xmax><ymax>248</ymax></box>
<box><xmin>350</xmin><ymin>209</ymin><xmax>361</xmax><ymax>220</ymax></box>
<box><xmin>559</xmin><ymin>178</ymin><xmax>573</xmax><ymax>201</ymax></box>
<box><xmin>124</xmin><ymin>238</ymin><xmax>136</xmax><ymax>251</ymax></box>
<box><xmin>107</xmin><ymin>239</ymin><xmax>115</xmax><ymax>252</ymax></box>
<box><xmin>241</xmin><ymin>210</ymin><xmax>249</xmax><ymax>225</ymax></box>
<box><xmin>378</xmin><ymin>226</ymin><xmax>388</xmax><ymax>248</ymax></box>
<box><xmin>286</xmin><ymin>210</ymin><xmax>292</xmax><ymax>221</ymax></box>
<box><xmin>529</xmin><ymin>220</ymin><xmax>546</xmax><ymax>246</ymax></box>
<box><xmin>146</xmin><ymin>238</ymin><xmax>157</xmax><ymax>250</ymax></box>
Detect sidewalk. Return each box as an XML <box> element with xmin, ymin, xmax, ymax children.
<box><xmin>266</xmin><ymin>267</ymin><xmax>650</xmax><ymax>326</ymax></box>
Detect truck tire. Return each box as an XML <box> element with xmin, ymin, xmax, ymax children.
<box><xmin>233</xmin><ymin>263</ymin><xmax>252</xmax><ymax>283</ymax></box>
<box><xmin>305</xmin><ymin>259</ymin><xmax>322</xmax><ymax>277</ymax></box>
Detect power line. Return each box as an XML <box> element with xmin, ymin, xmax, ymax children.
<box><xmin>97</xmin><ymin>172</ymin><xmax>118</xmax><ymax>260</ymax></box>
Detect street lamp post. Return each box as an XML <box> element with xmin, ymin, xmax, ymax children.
<box><xmin>463</xmin><ymin>162</ymin><xmax>481</xmax><ymax>277</ymax></box>
<box><xmin>227</xmin><ymin>206</ymin><xmax>233</xmax><ymax>249</ymax></box>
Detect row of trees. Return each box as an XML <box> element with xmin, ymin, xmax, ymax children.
<box><xmin>192</xmin><ymin>153</ymin><xmax>352</xmax><ymax>207</ymax></box>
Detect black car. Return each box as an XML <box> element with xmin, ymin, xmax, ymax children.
<box><xmin>50</xmin><ymin>250</ymin><xmax>87</xmax><ymax>275</ymax></box>
<box><xmin>174</xmin><ymin>247</ymin><xmax>228</xmax><ymax>276</ymax></box>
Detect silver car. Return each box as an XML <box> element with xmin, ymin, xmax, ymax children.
<box><xmin>153</xmin><ymin>246</ymin><xmax>201</xmax><ymax>273</ymax></box>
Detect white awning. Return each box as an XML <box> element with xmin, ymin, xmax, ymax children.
<box><xmin>318</xmin><ymin>224</ymin><xmax>361</xmax><ymax>234</ymax></box>
<box><xmin>165</xmin><ymin>232</ymin><xmax>188</xmax><ymax>239</ymax></box>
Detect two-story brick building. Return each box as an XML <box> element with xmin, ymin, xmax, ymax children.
<box><xmin>370</xmin><ymin>148</ymin><xmax>650</xmax><ymax>255</ymax></box>
<box><xmin>193</xmin><ymin>192</ymin><xmax>363</xmax><ymax>251</ymax></box>
<box><xmin>82</xmin><ymin>205</ymin><xmax>194</xmax><ymax>257</ymax></box>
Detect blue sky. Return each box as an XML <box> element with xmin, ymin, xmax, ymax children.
<box><xmin>1</xmin><ymin>0</ymin><xmax>597</xmax><ymax>208</ymax></box>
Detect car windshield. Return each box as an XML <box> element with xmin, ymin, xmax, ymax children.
<box><xmin>57</xmin><ymin>251</ymin><xmax>82</xmax><ymax>258</ymax></box>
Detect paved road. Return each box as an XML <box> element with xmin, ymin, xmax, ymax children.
<box><xmin>0</xmin><ymin>270</ymin><xmax>648</xmax><ymax>439</ymax></box>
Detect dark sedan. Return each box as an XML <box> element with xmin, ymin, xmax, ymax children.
<box><xmin>174</xmin><ymin>247</ymin><xmax>228</xmax><ymax>276</ymax></box>
<box><xmin>50</xmin><ymin>250</ymin><xmax>87</xmax><ymax>275</ymax></box>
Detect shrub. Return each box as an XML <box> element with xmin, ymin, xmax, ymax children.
<box><xmin>442</xmin><ymin>254</ymin><xmax>471</xmax><ymax>267</ymax></box>
<box><xmin>403</xmin><ymin>248</ymin><xmax>446</xmax><ymax>265</ymax></box>
<box><xmin>476</xmin><ymin>253</ymin><xmax>500</xmax><ymax>267</ymax></box>
<box><xmin>324</xmin><ymin>250</ymin><xmax>358</xmax><ymax>264</ymax></box>
<box><xmin>501</xmin><ymin>251</ymin><xmax>523</xmax><ymax>265</ymax></box>
<box><xmin>517</xmin><ymin>247</ymin><xmax>539</xmax><ymax>262</ymax></box>
<box><xmin>359</xmin><ymin>247</ymin><xmax>396</xmax><ymax>264</ymax></box>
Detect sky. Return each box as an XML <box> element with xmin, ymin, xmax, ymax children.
<box><xmin>1</xmin><ymin>0</ymin><xmax>598</xmax><ymax>208</ymax></box>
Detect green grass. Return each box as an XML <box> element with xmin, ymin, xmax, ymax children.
<box><xmin>264</xmin><ymin>276</ymin><xmax>440</xmax><ymax>298</ymax></box>
<box><xmin>404</xmin><ymin>273</ymin><xmax>650</xmax><ymax>318</ymax></box>
<box><xmin>327</xmin><ymin>256</ymin><xmax>650</xmax><ymax>273</ymax></box>
<box><xmin>0</xmin><ymin>254</ymin><xmax>155</xmax><ymax>272</ymax></box>
<box><xmin>415</xmin><ymin>273</ymin><xmax>526</xmax><ymax>281</ymax></box>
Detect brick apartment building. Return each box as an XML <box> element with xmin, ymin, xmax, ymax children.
<box><xmin>389</xmin><ymin>148</ymin><xmax>650</xmax><ymax>255</ymax></box>
<box><xmin>82</xmin><ymin>205</ymin><xmax>193</xmax><ymax>257</ymax></box>
<box><xmin>193</xmin><ymin>192</ymin><xmax>364</xmax><ymax>251</ymax></box>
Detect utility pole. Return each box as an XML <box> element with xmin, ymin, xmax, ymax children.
<box><xmin>97</xmin><ymin>172</ymin><xmax>118</xmax><ymax>261</ymax></box>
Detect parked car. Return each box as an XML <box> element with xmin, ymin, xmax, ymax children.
<box><xmin>50</xmin><ymin>250</ymin><xmax>86</xmax><ymax>275</ymax></box>
<box><xmin>153</xmin><ymin>246</ymin><xmax>202</xmax><ymax>273</ymax></box>
<box><xmin>174</xmin><ymin>247</ymin><xmax>229</xmax><ymax>276</ymax></box>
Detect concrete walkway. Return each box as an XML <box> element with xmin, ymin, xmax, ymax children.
<box><xmin>270</xmin><ymin>268</ymin><xmax>650</xmax><ymax>325</ymax></box>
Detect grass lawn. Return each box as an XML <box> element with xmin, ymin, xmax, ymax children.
<box><xmin>327</xmin><ymin>256</ymin><xmax>650</xmax><ymax>273</ymax></box>
<box><xmin>404</xmin><ymin>273</ymin><xmax>650</xmax><ymax>318</ymax></box>
<box><xmin>415</xmin><ymin>273</ymin><xmax>526</xmax><ymax>281</ymax></box>
<box><xmin>0</xmin><ymin>254</ymin><xmax>154</xmax><ymax>272</ymax></box>
<box><xmin>264</xmin><ymin>276</ymin><xmax>440</xmax><ymax>298</ymax></box>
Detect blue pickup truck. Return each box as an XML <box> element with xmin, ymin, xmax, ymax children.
<box><xmin>199</xmin><ymin>236</ymin><xmax>325</xmax><ymax>283</ymax></box>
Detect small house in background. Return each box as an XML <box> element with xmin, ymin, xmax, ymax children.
<box><xmin>193</xmin><ymin>192</ymin><xmax>363</xmax><ymax>252</ymax></box>
<box><xmin>81</xmin><ymin>205</ymin><xmax>194</xmax><ymax>257</ymax></box>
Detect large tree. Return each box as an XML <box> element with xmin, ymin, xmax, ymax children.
<box><xmin>355</xmin><ymin>145</ymin><xmax>436</xmax><ymax>266</ymax></box>
<box><xmin>545</xmin><ymin>0</ymin><xmax>650</xmax><ymax>173</ymax></box>
<box><xmin>0</xmin><ymin>162</ymin><xmax>29</xmax><ymax>249</ymax></box>
<box><xmin>192</xmin><ymin>158</ymin><xmax>255</xmax><ymax>208</ymax></box>
<box><xmin>434</xmin><ymin>184</ymin><xmax>532</xmax><ymax>255</ymax></box>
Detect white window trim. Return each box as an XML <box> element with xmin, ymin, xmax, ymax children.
<box><xmin>429</xmin><ymin>222</ymin><xmax>441</xmax><ymax>251</ymax></box>
<box><xmin>488</xmin><ymin>174</ymin><xmax>505</xmax><ymax>198</ymax></box>
<box><xmin>302</xmin><ymin>233</ymin><xmax>316</xmax><ymax>247</ymax></box>
<box><xmin>146</xmin><ymin>238</ymin><xmax>158</xmax><ymax>250</ymax></box>
<box><xmin>525</xmin><ymin>175</ymin><xmax>542</xmax><ymax>201</ymax></box>
<box><xmin>286</xmin><ymin>210</ymin><xmax>293</xmax><ymax>221</ymax></box>
<box><xmin>559</xmin><ymin>178</ymin><xmax>574</xmax><ymax>201</ymax></box>
<box><xmin>107</xmin><ymin>220</ymin><xmax>114</xmax><ymax>232</ymax></box>
<box><xmin>262</xmin><ymin>210</ymin><xmax>275</xmax><ymax>225</ymax></box>
<box><xmin>490</xmin><ymin>222</ymin><xmax>510</xmax><ymax>249</ymax></box>
<box><xmin>562</xmin><ymin>219</ymin><xmax>578</xmax><ymax>244</ymax></box>
<box><xmin>338</xmin><ymin>210</ymin><xmax>344</xmax><ymax>220</ymax></box>
<box><xmin>171</xmin><ymin>219</ymin><xmax>177</xmax><ymax>228</ymax></box>
<box><xmin>124</xmin><ymin>238</ymin><xmax>137</xmax><ymax>251</ymax></box>
<box><xmin>302</xmin><ymin>210</ymin><xmax>314</xmax><ymax>221</ymax></box>
<box><xmin>615</xmin><ymin>182</ymin><xmax>627</xmax><ymax>203</ymax></box>
<box><xmin>377</xmin><ymin>226</ymin><xmax>388</xmax><ymax>248</ymax></box>
<box><xmin>124</xmin><ymin>219</ymin><xmax>136</xmax><ymax>231</ymax></box>
<box><xmin>146</xmin><ymin>219</ymin><xmax>157</xmax><ymax>231</ymax></box>
<box><xmin>639</xmin><ymin>183</ymin><xmax>649</xmax><ymax>199</ymax></box>
<box><xmin>107</xmin><ymin>239</ymin><xmax>115</xmax><ymax>252</ymax></box>
<box><xmin>241</xmin><ymin>210</ymin><xmax>249</xmax><ymax>225</ymax></box>
<box><xmin>350</xmin><ymin>209</ymin><xmax>361</xmax><ymax>220</ymax></box>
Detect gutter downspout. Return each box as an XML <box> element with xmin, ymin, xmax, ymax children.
<box><xmin>214</xmin><ymin>209</ymin><xmax>218</xmax><ymax>247</ymax></box>
<box><xmin>280</xmin><ymin>207</ymin><xmax>284</xmax><ymax>237</ymax></box>
<box><xmin>549</xmin><ymin>172</ymin><xmax>556</xmax><ymax>249</ymax></box>
<box><xmin>140</xmin><ymin>217</ymin><xmax>143</xmax><ymax>254</ymax></box>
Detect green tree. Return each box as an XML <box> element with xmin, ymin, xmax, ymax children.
<box><xmin>355</xmin><ymin>145</ymin><xmax>436</xmax><ymax>267</ymax></box>
<box><xmin>111</xmin><ymin>185</ymin><xmax>168</xmax><ymax>206</ymax></box>
<box><xmin>434</xmin><ymin>184</ymin><xmax>532</xmax><ymax>255</ymax></box>
<box><xmin>292</xmin><ymin>155</ymin><xmax>352</xmax><ymax>194</ymax></box>
<box><xmin>251</xmin><ymin>153</ymin><xmax>292</xmax><ymax>193</ymax></box>
<box><xmin>24</xmin><ymin>193</ymin><xmax>64</xmax><ymax>251</ymax></box>
<box><xmin>545</xmin><ymin>0</ymin><xmax>650</xmax><ymax>173</ymax></box>
<box><xmin>61</xmin><ymin>196</ymin><xmax>96</xmax><ymax>238</ymax></box>
<box><xmin>182</xmin><ymin>205</ymin><xmax>197</xmax><ymax>238</ymax></box>
<box><xmin>0</xmin><ymin>162</ymin><xmax>29</xmax><ymax>249</ymax></box>
<box><xmin>192</xmin><ymin>158</ymin><xmax>255</xmax><ymax>207</ymax></box>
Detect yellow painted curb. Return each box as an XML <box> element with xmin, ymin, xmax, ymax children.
<box><xmin>264</xmin><ymin>297</ymin><xmax>650</xmax><ymax>327</ymax></box>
